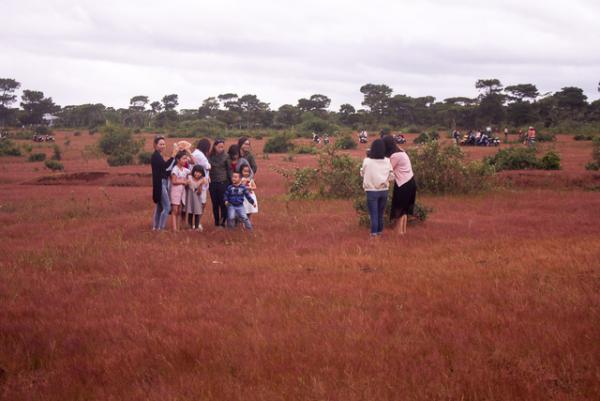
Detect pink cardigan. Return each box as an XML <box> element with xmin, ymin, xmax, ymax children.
<box><xmin>390</xmin><ymin>151</ymin><xmax>414</xmax><ymax>187</ymax></box>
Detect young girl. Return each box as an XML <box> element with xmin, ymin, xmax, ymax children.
<box><xmin>170</xmin><ymin>151</ymin><xmax>190</xmax><ymax>232</ymax></box>
<box><xmin>184</xmin><ymin>165</ymin><xmax>207</xmax><ymax>231</ymax></box>
<box><xmin>240</xmin><ymin>165</ymin><xmax>258</xmax><ymax>218</ymax></box>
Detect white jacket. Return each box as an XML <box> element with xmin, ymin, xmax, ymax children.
<box><xmin>360</xmin><ymin>157</ymin><xmax>393</xmax><ymax>191</ymax></box>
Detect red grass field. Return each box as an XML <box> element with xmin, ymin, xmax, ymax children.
<box><xmin>1</xmin><ymin>132</ymin><xmax>600</xmax><ymax>400</ymax></box>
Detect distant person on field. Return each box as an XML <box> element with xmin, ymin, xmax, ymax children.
<box><xmin>224</xmin><ymin>171</ymin><xmax>255</xmax><ymax>231</ymax></box>
<box><xmin>170</xmin><ymin>151</ymin><xmax>191</xmax><ymax>232</ymax></box>
<box><xmin>383</xmin><ymin>135</ymin><xmax>417</xmax><ymax>236</ymax></box>
<box><xmin>527</xmin><ymin>126</ymin><xmax>536</xmax><ymax>143</ymax></box>
<box><xmin>360</xmin><ymin>138</ymin><xmax>393</xmax><ymax>237</ymax></box>
<box><xmin>208</xmin><ymin>138</ymin><xmax>232</xmax><ymax>227</ymax></box>
<box><xmin>151</xmin><ymin>135</ymin><xmax>173</xmax><ymax>231</ymax></box>
<box><xmin>184</xmin><ymin>165</ymin><xmax>207</xmax><ymax>231</ymax></box>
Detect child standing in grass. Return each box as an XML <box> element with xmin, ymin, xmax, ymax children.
<box><xmin>184</xmin><ymin>165</ymin><xmax>207</xmax><ymax>231</ymax></box>
<box><xmin>240</xmin><ymin>165</ymin><xmax>258</xmax><ymax>219</ymax></box>
<box><xmin>170</xmin><ymin>151</ymin><xmax>190</xmax><ymax>232</ymax></box>
<box><xmin>224</xmin><ymin>171</ymin><xmax>255</xmax><ymax>231</ymax></box>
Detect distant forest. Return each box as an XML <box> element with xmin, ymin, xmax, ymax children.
<box><xmin>1</xmin><ymin>78</ymin><xmax>599</xmax><ymax>136</ymax></box>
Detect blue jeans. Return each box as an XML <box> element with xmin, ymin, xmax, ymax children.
<box><xmin>366</xmin><ymin>190</ymin><xmax>388</xmax><ymax>235</ymax></box>
<box><xmin>153</xmin><ymin>179</ymin><xmax>171</xmax><ymax>230</ymax></box>
<box><xmin>227</xmin><ymin>204</ymin><xmax>252</xmax><ymax>230</ymax></box>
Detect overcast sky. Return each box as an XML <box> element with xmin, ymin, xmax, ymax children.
<box><xmin>2</xmin><ymin>0</ymin><xmax>599</xmax><ymax>110</ymax></box>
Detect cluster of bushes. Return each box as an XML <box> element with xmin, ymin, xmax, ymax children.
<box><xmin>353</xmin><ymin>190</ymin><xmax>432</xmax><ymax>227</ymax></box>
<box><xmin>0</xmin><ymin>139</ymin><xmax>22</xmax><ymax>156</ymax></box>
<box><xmin>44</xmin><ymin>159</ymin><xmax>64</xmax><ymax>171</ymax></box>
<box><xmin>98</xmin><ymin>125</ymin><xmax>145</xmax><ymax>166</ymax></box>
<box><xmin>574</xmin><ymin>134</ymin><xmax>597</xmax><ymax>141</ymax></box>
<box><xmin>485</xmin><ymin>147</ymin><xmax>561</xmax><ymax>171</ymax></box>
<box><xmin>28</xmin><ymin>152</ymin><xmax>46</xmax><ymax>162</ymax></box>
<box><xmin>585</xmin><ymin>137</ymin><xmax>600</xmax><ymax>171</ymax></box>
<box><xmin>334</xmin><ymin>135</ymin><xmax>357</xmax><ymax>150</ymax></box>
<box><xmin>536</xmin><ymin>132</ymin><xmax>556</xmax><ymax>142</ymax></box>
<box><xmin>264</xmin><ymin>134</ymin><xmax>294</xmax><ymax>154</ymax></box>
<box><xmin>413</xmin><ymin>131</ymin><xmax>440</xmax><ymax>144</ymax></box>
<box><xmin>407</xmin><ymin>141</ymin><xmax>495</xmax><ymax>194</ymax></box>
<box><xmin>278</xmin><ymin>147</ymin><xmax>362</xmax><ymax>200</ymax></box>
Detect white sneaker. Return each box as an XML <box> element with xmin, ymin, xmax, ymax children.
<box><xmin>197</xmin><ymin>224</ymin><xmax>204</xmax><ymax>232</ymax></box>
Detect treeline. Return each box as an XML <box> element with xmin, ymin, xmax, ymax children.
<box><xmin>1</xmin><ymin>77</ymin><xmax>599</xmax><ymax>135</ymax></box>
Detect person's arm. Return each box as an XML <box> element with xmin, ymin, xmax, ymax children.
<box><xmin>248</xmin><ymin>153</ymin><xmax>257</xmax><ymax>174</ymax></box>
<box><xmin>225</xmin><ymin>157</ymin><xmax>232</xmax><ymax>183</ymax></box>
<box><xmin>243</xmin><ymin>187</ymin><xmax>255</xmax><ymax>205</ymax></box>
<box><xmin>360</xmin><ymin>158</ymin><xmax>367</xmax><ymax>177</ymax></box>
<box><xmin>223</xmin><ymin>186</ymin><xmax>230</xmax><ymax>206</ymax></box>
<box><xmin>248</xmin><ymin>179</ymin><xmax>256</xmax><ymax>191</ymax></box>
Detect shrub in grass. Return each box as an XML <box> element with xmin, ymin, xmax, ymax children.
<box><xmin>44</xmin><ymin>159</ymin><xmax>64</xmax><ymax>171</ymax></box>
<box><xmin>540</xmin><ymin>150</ymin><xmax>561</xmax><ymax>170</ymax></box>
<box><xmin>51</xmin><ymin>144</ymin><xmax>62</xmax><ymax>160</ymax></box>
<box><xmin>585</xmin><ymin>137</ymin><xmax>600</xmax><ymax>170</ymax></box>
<box><xmin>138</xmin><ymin>151</ymin><xmax>153</xmax><ymax>165</ymax></box>
<box><xmin>334</xmin><ymin>135</ymin><xmax>357</xmax><ymax>150</ymax></box>
<box><xmin>0</xmin><ymin>139</ymin><xmax>21</xmax><ymax>156</ymax></box>
<box><xmin>296</xmin><ymin>145</ymin><xmax>318</xmax><ymax>154</ymax></box>
<box><xmin>28</xmin><ymin>153</ymin><xmax>46</xmax><ymax>162</ymax></box>
<box><xmin>264</xmin><ymin>134</ymin><xmax>294</xmax><ymax>153</ymax></box>
<box><xmin>414</xmin><ymin>132</ymin><xmax>430</xmax><ymax>144</ymax></box>
<box><xmin>536</xmin><ymin>132</ymin><xmax>556</xmax><ymax>142</ymax></box>
<box><xmin>485</xmin><ymin>147</ymin><xmax>540</xmax><ymax>171</ymax></box>
<box><xmin>574</xmin><ymin>134</ymin><xmax>596</xmax><ymax>141</ymax></box>
<box><xmin>107</xmin><ymin>152</ymin><xmax>134</xmax><ymax>166</ymax></box>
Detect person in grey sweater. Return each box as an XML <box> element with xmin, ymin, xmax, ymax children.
<box><xmin>208</xmin><ymin>139</ymin><xmax>232</xmax><ymax>226</ymax></box>
<box><xmin>238</xmin><ymin>136</ymin><xmax>258</xmax><ymax>175</ymax></box>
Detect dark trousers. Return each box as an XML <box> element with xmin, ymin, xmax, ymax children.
<box><xmin>209</xmin><ymin>181</ymin><xmax>228</xmax><ymax>226</ymax></box>
<box><xmin>366</xmin><ymin>190</ymin><xmax>388</xmax><ymax>235</ymax></box>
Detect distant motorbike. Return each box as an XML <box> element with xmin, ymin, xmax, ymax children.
<box><xmin>323</xmin><ymin>135</ymin><xmax>330</xmax><ymax>145</ymax></box>
<box><xmin>394</xmin><ymin>134</ymin><xmax>406</xmax><ymax>145</ymax></box>
<box><xmin>312</xmin><ymin>133</ymin><xmax>321</xmax><ymax>144</ymax></box>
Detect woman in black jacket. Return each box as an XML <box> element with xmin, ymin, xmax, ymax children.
<box><xmin>151</xmin><ymin>136</ymin><xmax>174</xmax><ymax>230</ymax></box>
<box><xmin>208</xmin><ymin>138</ymin><xmax>232</xmax><ymax>227</ymax></box>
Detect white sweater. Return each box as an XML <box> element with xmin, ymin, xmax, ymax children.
<box><xmin>360</xmin><ymin>157</ymin><xmax>393</xmax><ymax>191</ymax></box>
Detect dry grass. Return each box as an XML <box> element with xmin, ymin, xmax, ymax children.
<box><xmin>0</xmin><ymin>132</ymin><xmax>599</xmax><ymax>400</ymax></box>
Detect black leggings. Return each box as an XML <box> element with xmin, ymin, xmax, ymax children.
<box><xmin>187</xmin><ymin>214</ymin><xmax>200</xmax><ymax>228</ymax></box>
<box><xmin>209</xmin><ymin>181</ymin><xmax>228</xmax><ymax>226</ymax></box>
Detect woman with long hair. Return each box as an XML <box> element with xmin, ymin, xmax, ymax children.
<box><xmin>150</xmin><ymin>135</ymin><xmax>173</xmax><ymax>230</ymax></box>
<box><xmin>208</xmin><ymin>139</ymin><xmax>232</xmax><ymax>227</ymax></box>
<box><xmin>382</xmin><ymin>135</ymin><xmax>417</xmax><ymax>235</ymax></box>
<box><xmin>237</xmin><ymin>136</ymin><xmax>257</xmax><ymax>175</ymax></box>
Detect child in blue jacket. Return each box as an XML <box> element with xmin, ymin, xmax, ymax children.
<box><xmin>224</xmin><ymin>171</ymin><xmax>255</xmax><ymax>230</ymax></box>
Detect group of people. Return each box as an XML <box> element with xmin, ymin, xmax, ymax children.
<box><xmin>151</xmin><ymin>136</ymin><xmax>258</xmax><ymax>232</ymax></box>
<box><xmin>360</xmin><ymin>135</ymin><xmax>417</xmax><ymax>237</ymax></box>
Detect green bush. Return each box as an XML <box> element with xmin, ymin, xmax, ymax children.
<box><xmin>407</xmin><ymin>141</ymin><xmax>494</xmax><ymax>194</ymax></box>
<box><xmin>28</xmin><ymin>153</ymin><xmax>46</xmax><ymax>162</ymax></box>
<box><xmin>73</xmin><ymin>131</ymin><xmax>82</xmax><ymax>136</ymax></box>
<box><xmin>264</xmin><ymin>134</ymin><xmax>294</xmax><ymax>153</ymax></box>
<box><xmin>334</xmin><ymin>134</ymin><xmax>357</xmax><ymax>150</ymax></box>
<box><xmin>107</xmin><ymin>152</ymin><xmax>134</xmax><ymax>167</ymax></box>
<box><xmin>540</xmin><ymin>150</ymin><xmax>561</xmax><ymax>170</ymax></box>
<box><xmin>278</xmin><ymin>147</ymin><xmax>362</xmax><ymax>199</ymax></box>
<box><xmin>298</xmin><ymin>114</ymin><xmax>339</xmax><ymax>137</ymax></box>
<box><xmin>98</xmin><ymin>125</ymin><xmax>144</xmax><ymax>166</ymax></box>
<box><xmin>485</xmin><ymin>147</ymin><xmax>540</xmax><ymax>171</ymax></box>
<box><xmin>51</xmin><ymin>144</ymin><xmax>62</xmax><ymax>160</ymax></box>
<box><xmin>0</xmin><ymin>139</ymin><xmax>22</xmax><ymax>156</ymax></box>
<box><xmin>138</xmin><ymin>151</ymin><xmax>153</xmax><ymax>165</ymax></box>
<box><xmin>44</xmin><ymin>159</ymin><xmax>64</xmax><ymax>171</ymax></box>
<box><xmin>295</xmin><ymin>145</ymin><xmax>318</xmax><ymax>154</ymax></box>
<box><xmin>414</xmin><ymin>132</ymin><xmax>430</xmax><ymax>144</ymax></box>
<box><xmin>574</xmin><ymin>134</ymin><xmax>596</xmax><ymax>141</ymax></box>
<box><xmin>586</xmin><ymin>137</ymin><xmax>600</xmax><ymax>170</ymax></box>
<box><xmin>35</xmin><ymin>125</ymin><xmax>51</xmax><ymax>135</ymax></box>
<box><xmin>536</xmin><ymin>132</ymin><xmax>556</xmax><ymax>142</ymax></box>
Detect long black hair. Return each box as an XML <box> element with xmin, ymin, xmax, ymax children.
<box><xmin>209</xmin><ymin>138</ymin><xmax>225</xmax><ymax>157</ymax></box>
<box><xmin>228</xmin><ymin>144</ymin><xmax>240</xmax><ymax>160</ymax></box>
<box><xmin>237</xmin><ymin>136</ymin><xmax>250</xmax><ymax>157</ymax></box>
<box><xmin>369</xmin><ymin>139</ymin><xmax>386</xmax><ymax>160</ymax></box>
<box><xmin>196</xmin><ymin>138</ymin><xmax>211</xmax><ymax>155</ymax></box>
<box><xmin>382</xmin><ymin>135</ymin><xmax>401</xmax><ymax>157</ymax></box>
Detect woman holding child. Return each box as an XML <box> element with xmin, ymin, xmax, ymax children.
<box><xmin>151</xmin><ymin>135</ymin><xmax>173</xmax><ymax>231</ymax></box>
<box><xmin>208</xmin><ymin>139</ymin><xmax>232</xmax><ymax>227</ymax></box>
